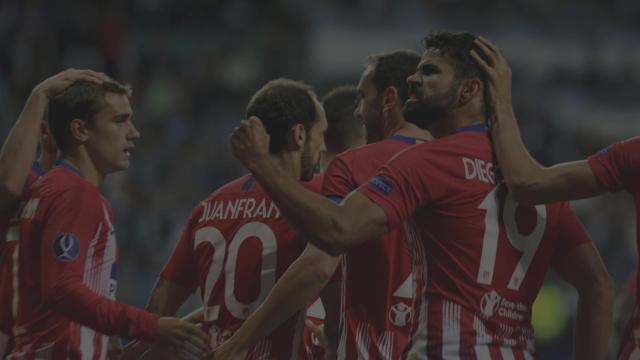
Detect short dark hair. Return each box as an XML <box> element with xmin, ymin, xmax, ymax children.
<box><xmin>423</xmin><ymin>31</ymin><xmax>487</xmax><ymax>83</ymax></box>
<box><xmin>48</xmin><ymin>79</ymin><xmax>132</xmax><ymax>149</ymax></box>
<box><xmin>321</xmin><ymin>85</ymin><xmax>361</xmax><ymax>154</ymax></box>
<box><xmin>367</xmin><ymin>49</ymin><xmax>420</xmax><ymax>103</ymax></box>
<box><xmin>246</xmin><ymin>78</ymin><xmax>318</xmax><ymax>153</ymax></box>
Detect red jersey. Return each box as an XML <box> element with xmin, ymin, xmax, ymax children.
<box><xmin>0</xmin><ymin>163</ymin><xmax>44</xmax><ymax>359</ymax></box>
<box><xmin>358</xmin><ymin>125</ymin><xmax>592</xmax><ymax>359</ymax></box>
<box><xmin>300</xmin><ymin>298</ymin><xmax>326</xmax><ymax>360</ymax></box>
<box><xmin>161</xmin><ymin>174</ymin><xmax>322</xmax><ymax>360</ymax></box>
<box><xmin>8</xmin><ymin>162</ymin><xmax>157</xmax><ymax>360</ymax></box>
<box><xmin>587</xmin><ymin>137</ymin><xmax>640</xmax><ymax>360</ymax></box>
<box><xmin>322</xmin><ymin>135</ymin><xmax>428</xmax><ymax>359</ymax></box>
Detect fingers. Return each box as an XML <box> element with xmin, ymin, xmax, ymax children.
<box><xmin>477</xmin><ymin>36</ymin><xmax>500</xmax><ymax>55</ymax></box>
<box><xmin>469</xmin><ymin>50</ymin><xmax>492</xmax><ymax>74</ymax></box>
<box><xmin>472</xmin><ymin>39</ymin><xmax>497</xmax><ymax>66</ymax></box>
<box><xmin>63</xmin><ymin>69</ymin><xmax>108</xmax><ymax>84</ymax></box>
<box><xmin>183</xmin><ymin>323</ymin><xmax>210</xmax><ymax>352</ymax></box>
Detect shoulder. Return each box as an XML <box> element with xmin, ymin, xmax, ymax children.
<box><xmin>302</xmin><ymin>173</ymin><xmax>324</xmax><ymax>192</ymax></box>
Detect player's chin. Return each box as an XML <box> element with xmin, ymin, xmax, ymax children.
<box><xmin>112</xmin><ymin>159</ymin><xmax>131</xmax><ymax>172</ymax></box>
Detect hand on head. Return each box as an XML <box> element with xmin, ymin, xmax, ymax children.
<box><xmin>230</xmin><ymin>116</ymin><xmax>272</xmax><ymax>171</ymax></box>
<box><xmin>32</xmin><ymin>68</ymin><xmax>110</xmax><ymax>100</ymax></box>
<box><xmin>469</xmin><ymin>36</ymin><xmax>513</xmax><ymax>121</ymax></box>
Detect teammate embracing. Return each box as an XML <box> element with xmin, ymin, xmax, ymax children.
<box><xmin>229</xmin><ymin>32</ymin><xmax>613</xmax><ymax>359</ymax></box>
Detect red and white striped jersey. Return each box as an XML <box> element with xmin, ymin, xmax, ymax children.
<box><xmin>358</xmin><ymin>125</ymin><xmax>592</xmax><ymax>358</ymax></box>
<box><xmin>0</xmin><ymin>163</ymin><xmax>44</xmax><ymax>359</ymax></box>
<box><xmin>322</xmin><ymin>135</ymin><xmax>428</xmax><ymax>360</ymax></box>
<box><xmin>587</xmin><ymin>137</ymin><xmax>640</xmax><ymax>360</ymax></box>
<box><xmin>161</xmin><ymin>174</ymin><xmax>323</xmax><ymax>360</ymax></box>
<box><xmin>8</xmin><ymin>161</ymin><xmax>157</xmax><ymax>360</ymax></box>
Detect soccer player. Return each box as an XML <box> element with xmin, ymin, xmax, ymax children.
<box><xmin>215</xmin><ymin>50</ymin><xmax>429</xmax><ymax>360</ymax></box>
<box><xmin>469</xmin><ymin>35</ymin><xmax>635</xmax><ymax>359</ymax></box>
<box><xmin>320</xmin><ymin>85</ymin><xmax>365</xmax><ymax>170</ymax></box>
<box><xmin>0</xmin><ymin>69</ymin><xmax>103</xmax><ymax>359</ymax></box>
<box><xmin>229</xmin><ymin>32</ymin><xmax>613</xmax><ymax>359</ymax></box>
<box><xmin>139</xmin><ymin>78</ymin><xmax>327</xmax><ymax>359</ymax></box>
<box><xmin>7</xmin><ymin>78</ymin><xmax>209</xmax><ymax>360</ymax></box>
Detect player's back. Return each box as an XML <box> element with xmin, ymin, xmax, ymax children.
<box><xmin>323</xmin><ymin>135</ymin><xmax>427</xmax><ymax>360</ymax></box>
<box><xmin>163</xmin><ymin>174</ymin><xmax>320</xmax><ymax>359</ymax></box>
<box><xmin>9</xmin><ymin>164</ymin><xmax>117</xmax><ymax>360</ymax></box>
<box><xmin>361</xmin><ymin>125</ymin><xmax>590</xmax><ymax>358</ymax></box>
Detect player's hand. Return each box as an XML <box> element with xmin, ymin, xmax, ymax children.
<box><xmin>208</xmin><ymin>338</ymin><xmax>249</xmax><ymax>360</ymax></box>
<box><xmin>230</xmin><ymin>116</ymin><xmax>271</xmax><ymax>172</ymax></box>
<box><xmin>306</xmin><ymin>319</ymin><xmax>328</xmax><ymax>349</ymax></box>
<box><xmin>31</xmin><ymin>68</ymin><xmax>109</xmax><ymax>100</ymax></box>
<box><xmin>106</xmin><ymin>336</ymin><xmax>123</xmax><ymax>359</ymax></box>
<box><xmin>469</xmin><ymin>36</ymin><xmax>513</xmax><ymax>118</ymax></box>
<box><xmin>155</xmin><ymin>317</ymin><xmax>211</xmax><ymax>359</ymax></box>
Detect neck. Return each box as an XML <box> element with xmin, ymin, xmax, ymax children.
<box><xmin>429</xmin><ymin>108</ymin><xmax>486</xmax><ymax>139</ymax></box>
<box><xmin>272</xmin><ymin>151</ymin><xmax>301</xmax><ymax>181</ymax></box>
<box><xmin>59</xmin><ymin>148</ymin><xmax>104</xmax><ymax>186</ymax></box>
<box><xmin>382</xmin><ymin>110</ymin><xmax>406</xmax><ymax>138</ymax></box>
<box><xmin>37</xmin><ymin>151</ymin><xmax>57</xmax><ymax>173</ymax></box>
<box><xmin>392</xmin><ymin>121</ymin><xmax>433</xmax><ymax>141</ymax></box>
<box><xmin>321</xmin><ymin>152</ymin><xmax>337</xmax><ymax>172</ymax></box>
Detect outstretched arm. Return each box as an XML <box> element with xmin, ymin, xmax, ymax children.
<box><xmin>230</xmin><ymin>117</ymin><xmax>388</xmax><ymax>255</ymax></box>
<box><xmin>470</xmin><ymin>37</ymin><xmax>604</xmax><ymax>204</ymax></box>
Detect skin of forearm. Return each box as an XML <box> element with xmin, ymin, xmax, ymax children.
<box><xmin>250</xmin><ymin>157</ymin><xmax>355</xmax><ymax>254</ymax></box>
<box><xmin>491</xmin><ymin>104</ymin><xmax>546</xmax><ymax>187</ymax></box>
<box><xmin>0</xmin><ymin>93</ymin><xmax>47</xmax><ymax>207</ymax></box>
<box><xmin>229</xmin><ymin>250</ymin><xmax>340</xmax><ymax>350</ymax></box>
<box><xmin>572</xmin><ymin>282</ymin><xmax>614</xmax><ymax>360</ymax></box>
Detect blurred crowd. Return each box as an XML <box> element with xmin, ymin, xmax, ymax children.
<box><xmin>1</xmin><ymin>0</ymin><xmax>639</xmax><ymax>358</ymax></box>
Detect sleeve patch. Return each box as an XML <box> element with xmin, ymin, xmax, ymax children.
<box><xmin>52</xmin><ymin>233</ymin><xmax>80</xmax><ymax>262</ymax></box>
<box><xmin>367</xmin><ymin>176</ymin><xmax>394</xmax><ymax>195</ymax></box>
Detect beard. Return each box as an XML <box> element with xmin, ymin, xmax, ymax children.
<box><xmin>402</xmin><ymin>83</ymin><xmax>459</xmax><ymax>130</ymax></box>
<box><xmin>300</xmin><ymin>141</ymin><xmax>319</xmax><ymax>181</ymax></box>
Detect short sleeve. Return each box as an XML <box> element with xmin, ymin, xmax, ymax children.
<box><xmin>160</xmin><ymin>205</ymin><xmax>201</xmax><ymax>292</ymax></box>
<box><xmin>551</xmin><ymin>203</ymin><xmax>593</xmax><ymax>268</ymax></box>
<box><xmin>356</xmin><ymin>146</ymin><xmax>441</xmax><ymax>229</ymax></box>
<box><xmin>322</xmin><ymin>155</ymin><xmax>355</xmax><ymax>201</ymax></box>
<box><xmin>587</xmin><ymin>137</ymin><xmax>640</xmax><ymax>193</ymax></box>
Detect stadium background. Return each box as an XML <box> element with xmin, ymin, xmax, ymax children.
<box><xmin>1</xmin><ymin>0</ymin><xmax>639</xmax><ymax>358</ymax></box>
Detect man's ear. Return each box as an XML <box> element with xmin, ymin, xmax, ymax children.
<box><xmin>381</xmin><ymin>86</ymin><xmax>400</xmax><ymax>113</ymax></box>
<box><xmin>458</xmin><ymin>78</ymin><xmax>482</xmax><ymax>107</ymax></box>
<box><xmin>288</xmin><ymin>123</ymin><xmax>306</xmax><ymax>150</ymax></box>
<box><xmin>69</xmin><ymin>118</ymin><xmax>89</xmax><ymax>144</ymax></box>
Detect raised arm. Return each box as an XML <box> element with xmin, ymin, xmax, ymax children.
<box><xmin>230</xmin><ymin>117</ymin><xmax>388</xmax><ymax>255</ymax></box>
<box><xmin>470</xmin><ymin>37</ymin><xmax>604</xmax><ymax>204</ymax></box>
<box><xmin>0</xmin><ymin>69</ymin><xmax>107</xmax><ymax>214</ymax></box>
<box><xmin>213</xmin><ymin>243</ymin><xmax>341</xmax><ymax>358</ymax></box>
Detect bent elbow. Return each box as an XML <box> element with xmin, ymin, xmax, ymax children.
<box><xmin>504</xmin><ymin>179</ymin><xmax>540</xmax><ymax>206</ymax></box>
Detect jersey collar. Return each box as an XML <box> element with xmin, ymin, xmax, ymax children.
<box><xmin>32</xmin><ymin>161</ymin><xmax>46</xmax><ymax>176</ymax></box>
<box><xmin>456</xmin><ymin>123</ymin><xmax>488</xmax><ymax>133</ymax></box>
<box><xmin>388</xmin><ymin>134</ymin><xmax>430</xmax><ymax>144</ymax></box>
<box><xmin>55</xmin><ymin>160</ymin><xmax>82</xmax><ymax>177</ymax></box>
